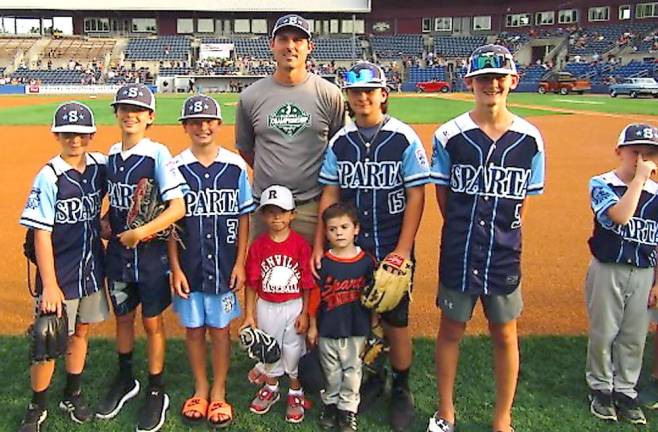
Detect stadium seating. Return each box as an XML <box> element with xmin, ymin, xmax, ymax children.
<box><xmin>44</xmin><ymin>38</ymin><xmax>116</xmax><ymax>62</ymax></box>
<box><xmin>569</xmin><ymin>23</ymin><xmax>656</xmax><ymax>56</ymax></box>
<box><xmin>125</xmin><ymin>35</ymin><xmax>191</xmax><ymax>61</ymax></box>
<box><xmin>518</xmin><ymin>64</ymin><xmax>548</xmax><ymax>83</ymax></box>
<box><xmin>407</xmin><ymin>65</ymin><xmax>446</xmax><ymax>82</ymax></box>
<box><xmin>0</xmin><ymin>37</ymin><xmax>37</xmax><ymax>61</ymax></box>
<box><xmin>312</xmin><ymin>37</ymin><xmax>359</xmax><ymax>60</ymax></box>
<box><xmin>371</xmin><ymin>35</ymin><xmax>423</xmax><ymax>59</ymax></box>
<box><xmin>11</xmin><ymin>67</ymin><xmax>84</xmax><ymax>84</ymax></box>
<box><xmin>434</xmin><ymin>36</ymin><xmax>486</xmax><ymax>57</ymax></box>
<box><xmin>159</xmin><ymin>67</ymin><xmax>192</xmax><ymax>76</ymax></box>
<box><xmin>233</xmin><ymin>37</ymin><xmax>270</xmax><ymax>59</ymax></box>
<box><xmin>613</xmin><ymin>59</ymin><xmax>656</xmax><ymax>78</ymax></box>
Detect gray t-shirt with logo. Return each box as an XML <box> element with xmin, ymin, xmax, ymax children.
<box><xmin>236</xmin><ymin>73</ymin><xmax>345</xmax><ymax>202</ymax></box>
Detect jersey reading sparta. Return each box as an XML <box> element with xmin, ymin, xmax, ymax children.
<box><xmin>173</xmin><ymin>148</ymin><xmax>255</xmax><ymax>294</ymax></box>
<box><xmin>106</xmin><ymin>138</ymin><xmax>185</xmax><ymax>282</ymax></box>
<box><xmin>20</xmin><ymin>153</ymin><xmax>106</xmax><ymax>300</ymax></box>
<box><xmin>431</xmin><ymin>113</ymin><xmax>545</xmax><ymax>295</ymax></box>
<box><xmin>319</xmin><ymin>116</ymin><xmax>431</xmax><ymax>260</ymax></box>
<box><xmin>589</xmin><ymin>171</ymin><xmax>658</xmax><ymax>267</ymax></box>
<box><xmin>316</xmin><ymin>249</ymin><xmax>376</xmax><ymax>339</ymax></box>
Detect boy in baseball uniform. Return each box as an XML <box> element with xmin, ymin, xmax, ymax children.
<box><xmin>313</xmin><ymin>61</ymin><xmax>430</xmax><ymax>431</ymax></box>
<box><xmin>585</xmin><ymin>123</ymin><xmax>658</xmax><ymax>426</ymax></box>
<box><xmin>240</xmin><ymin>185</ymin><xmax>315</xmax><ymax>423</ymax></box>
<box><xmin>428</xmin><ymin>45</ymin><xmax>545</xmax><ymax>432</ymax></box>
<box><xmin>307</xmin><ymin>203</ymin><xmax>376</xmax><ymax>432</ymax></box>
<box><xmin>18</xmin><ymin>102</ymin><xmax>109</xmax><ymax>432</ymax></box>
<box><xmin>96</xmin><ymin>84</ymin><xmax>185</xmax><ymax>432</ymax></box>
<box><xmin>169</xmin><ymin>95</ymin><xmax>255</xmax><ymax>428</ymax></box>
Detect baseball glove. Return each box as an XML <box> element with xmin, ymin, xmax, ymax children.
<box><xmin>238</xmin><ymin>326</ymin><xmax>282</xmax><ymax>365</ymax></box>
<box><xmin>28</xmin><ymin>308</ymin><xmax>68</xmax><ymax>364</ymax></box>
<box><xmin>361</xmin><ymin>254</ymin><xmax>413</xmax><ymax>313</ymax></box>
<box><xmin>298</xmin><ymin>349</ymin><xmax>324</xmax><ymax>395</ymax></box>
<box><xmin>362</xmin><ymin>321</ymin><xmax>388</xmax><ymax>373</ymax></box>
<box><xmin>126</xmin><ymin>177</ymin><xmax>181</xmax><ymax>244</ymax></box>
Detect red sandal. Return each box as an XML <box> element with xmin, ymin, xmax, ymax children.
<box><xmin>181</xmin><ymin>396</ymin><xmax>208</xmax><ymax>425</ymax></box>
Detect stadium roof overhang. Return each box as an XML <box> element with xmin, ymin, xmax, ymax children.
<box><xmin>0</xmin><ymin>0</ymin><xmax>371</xmax><ymax>12</ymax></box>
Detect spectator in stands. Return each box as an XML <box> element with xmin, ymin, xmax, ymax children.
<box><xmin>235</xmin><ymin>14</ymin><xmax>345</xmax><ymax>423</ymax></box>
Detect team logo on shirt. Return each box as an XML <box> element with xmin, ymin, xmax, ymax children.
<box><xmin>603</xmin><ymin>216</ymin><xmax>658</xmax><ymax>246</ymax></box>
<box><xmin>268</xmin><ymin>103</ymin><xmax>311</xmax><ymax>139</ymax></box>
<box><xmin>591</xmin><ymin>186</ymin><xmax>611</xmax><ymax>207</ymax></box>
<box><xmin>337</xmin><ymin>161</ymin><xmax>402</xmax><ymax>189</ymax></box>
<box><xmin>450</xmin><ymin>164</ymin><xmax>531</xmax><ymax>199</ymax></box>
<box><xmin>55</xmin><ymin>190</ymin><xmax>102</xmax><ymax>224</ymax></box>
<box><xmin>260</xmin><ymin>254</ymin><xmax>301</xmax><ymax>294</ymax></box>
<box><xmin>26</xmin><ymin>188</ymin><xmax>41</xmax><ymax>210</ymax></box>
<box><xmin>108</xmin><ymin>181</ymin><xmax>137</xmax><ymax>210</ymax></box>
<box><xmin>321</xmin><ymin>275</ymin><xmax>366</xmax><ymax>311</ymax></box>
<box><xmin>184</xmin><ymin>189</ymin><xmax>239</xmax><ymax>216</ymax></box>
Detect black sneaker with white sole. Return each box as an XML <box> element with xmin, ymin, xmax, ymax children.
<box><xmin>390</xmin><ymin>386</ymin><xmax>416</xmax><ymax>432</ymax></box>
<box><xmin>136</xmin><ymin>385</ymin><xmax>170</xmax><ymax>432</ymax></box>
<box><xmin>614</xmin><ymin>392</ymin><xmax>647</xmax><ymax>425</ymax></box>
<box><xmin>589</xmin><ymin>390</ymin><xmax>617</xmax><ymax>422</ymax></box>
<box><xmin>60</xmin><ymin>392</ymin><xmax>94</xmax><ymax>423</ymax></box>
<box><xmin>95</xmin><ymin>377</ymin><xmax>140</xmax><ymax>419</ymax></box>
<box><xmin>18</xmin><ymin>403</ymin><xmax>47</xmax><ymax>432</ymax></box>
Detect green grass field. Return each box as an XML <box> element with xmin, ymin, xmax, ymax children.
<box><xmin>2</xmin><ymin>336</ymin><xmax>658</xmax><ymax>431</ymax></box>
<box><xmin>0</xmin><ymin>91</ymin><xmax>655</xmax><ymax>127</ymax></box>
<box><xmin>0</xmin><ymin>93</ymin><xmax>561</xmax><ymax>126</ymax></box>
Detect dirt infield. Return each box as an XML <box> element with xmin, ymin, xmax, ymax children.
<box><xmin>0</xmin><ymin>112</ymin><xmax>654</xmax><ymax>338</ymax></box>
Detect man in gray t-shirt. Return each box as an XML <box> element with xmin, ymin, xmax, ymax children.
<box><xmin>236</xmin><ymin>13</ymin><xmax>345</xmax><ymax>244</ymax></box>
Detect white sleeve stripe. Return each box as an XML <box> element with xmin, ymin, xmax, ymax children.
<box><xmin>20</xmin><ymin>218</ymin><xmax>53</xmax><ymax>231</ymax></box>
<box><xmin>430</xmin><ymin>172</ymin><xmax>450</xmax><ymax>179</ymax></box>
<box><xmin>404</xmin><ymin>173</ymin><xmax>431</xmax><ymax>182</ymax></box>
<box><xmin>527</xmin><ymin>183</ymin><xmax>544</xmax><ymax>190</ymax></box>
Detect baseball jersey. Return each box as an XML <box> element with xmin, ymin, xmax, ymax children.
<box><xmin>319</xmin><ymin>116</ymin><xmax>431</xmax><ymax>260</ymax></box>
<box><xmin>106</xmin><ymin>138</ymin><xmax>185</xmax><ymax>282</ymax></box>
<box><xmin>588</xmin><ymin>171</ymin><xmax>658</xmax><ymax>267</ymax></box>
<box><xmin>173</xmin><ymin>147</ymin><xmax>256</xmax><ymax>294</ymax></box>
<box><xmin>316</xmin><ymin>249</ymin><xmax>375</xmax><ymax>339</ymax></box>
<box><xmin>431</xmin><ymin>112</ymin><xmax>545</xmax><ymax>295</ymax></box>
<box><xmin>235</xmin><ymin>73</ymin><xmax>345</xmax><ymax>202</ymax></box>
<box><xmin>245</xmin><ymin>230</ymin><xmax>315</xmax><ymax>303</ymax></box>
<box><xmin>20</xmin><ymin>153</ymin><xmax>106</xmax><ymax>300</ymax></box>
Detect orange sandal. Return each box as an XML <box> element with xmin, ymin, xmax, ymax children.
<box><xmin>181</xmin><ymin>396</ymin><xmax>209</xmax><ymax>425</ymax></box>
<box><xmin>207</xmin><ymin>401</ymin><xmax>234</xmax><ymax>430</ymax></box>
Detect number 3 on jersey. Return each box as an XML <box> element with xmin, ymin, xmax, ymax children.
<box><xmin>226</xmin><ymin>218</ymin><xmax>238</xmax><ymax>243</ymax></box>
<box><xmin>511</xmin><ymin>202</ymin><xmax>522</xmax><ymax>229</ymax></box>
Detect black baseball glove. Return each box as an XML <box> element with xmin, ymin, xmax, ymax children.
<box><xmin>29</xmin><ymin>307</ymin><xmax>68</xmax><ymax>364</ymax></box>
<box><xmin>238</xmin><ymin>326</ymin><xmax>281</xmax><ymax>365</ymax></box>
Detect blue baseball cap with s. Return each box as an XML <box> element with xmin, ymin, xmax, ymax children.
<box><xmin>271</xmin><ymin>14</ymin><xmax>312</xmax><ymax>39</ymax></box>
<box><xmin>111</xmin><ymin>83</ymin><xmax>156</xmax><ymax>111</ymax></box>
<box><xmin>617</xmin><ymin>123</ymin><xmax>658</xmax><ymax>147</ymax></box>
<box><xmin>51</xmin><ymin>101</ymin><xmax>96</xmax><ymax>134</ymax></box>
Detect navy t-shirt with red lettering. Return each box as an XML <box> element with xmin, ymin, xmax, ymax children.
<box><xmin>316</xmin><ymin>248</ymin><xmax>376</xmax><ymax>339</ymax></box>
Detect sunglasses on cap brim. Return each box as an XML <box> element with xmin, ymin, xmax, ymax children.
<box><xmin>470</xmin><ymin>53</ymin><xmax>514</xmax><ymax>71</ymax></box>
<box><xmin>344</xmin><ymin>68</ymin><xmax>385</xmax><ymax>87</ymax></box>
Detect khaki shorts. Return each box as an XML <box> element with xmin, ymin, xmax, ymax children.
<box><xmin>250</xmin><ymin>198</ymin><xmax>319</xmax><ymax>245</ymax></box>
<box><xmin>437</xmin><ymin>284</ymin><xmax>523</xmax><ymax>324</ymax></box>
<box><xmin>35</xmin><ymin>289</ymin><xmax>109</xmax><ymax>336</ymax></box>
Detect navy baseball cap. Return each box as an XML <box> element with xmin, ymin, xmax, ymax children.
<box><xmin>343</xmin><ymin>62</ymin><xmax>387</xmax><ymax>90</ymax></box>
<box><xmin>617</xmin><ymin>123</ymin><xmax>658</xmax><ymax>147</ymax></box>
<box><xmin>271</xmin><ymin>14</ymin><xmax>312</xmax><ymax>39</ymax></box>
<box><xmin>111</xmin><ymin>83</ymin><xmax>156</xmax><ymax>111</ymax></box>
<box><xmin>178</xmin><ymin>94</ymin><xmax>222</xmax><ymax>121</ymax></box>
<box><xmin>51</xmin><ymin>101</ymin><xmax>96</xmax><ymax>134</ymax></box>
<box><xmin>465</xmin><ymin>44</ymin><xmax>517</xmax><ymax>78</ymax></box>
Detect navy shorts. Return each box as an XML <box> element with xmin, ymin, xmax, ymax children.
<box><xmin>108</xmin><ymin>276</ymin><xmax>171</xmax><ymax>318</ymax></box>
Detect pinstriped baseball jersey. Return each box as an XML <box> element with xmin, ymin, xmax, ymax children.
<box><xmin>589</xmin><ymin>171</ymin><xmax>658</xmax><ymax>268</ymax></box>
<box><xmin>106</xmin><ymin>138</ymin><xmax>185</xmax><ymax>282</ymax></box>
<box><xmin>173</xmin><ymin>147</ymin><xmax>256</xmax><ymax>295</ymax></box>
<box><xmin>318</xmin><ymin>116</ymin><xmax>431</xmax><ymax>260</ymax></box>
<box><xmin>431</xmin><ymin>112</ymin><xmax>545</xmax><ymax>295</ymax></box>
<box><xmin>20</xmin><ymin>153</ymin><xmax>106</xmax><ymax>300</ymax></box>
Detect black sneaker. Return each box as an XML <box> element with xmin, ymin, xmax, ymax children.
<box><xmin>588</xmin><ymin>390</ymin><xmax>617</xmax><ymax>422</ymax></box>
<box><xmin>319</xmin><ymin>403</ymin><xmax>338</xmax><ymax>430</ymax></box>
<box><xmin>338</xmin><ymin>409</ymin><xmax>358</xmax><ymax>432</ymax></box>
<box><xmin>60</xmin><ymin>392</ymin><xmax>94</xmax><ymax>423</ymax></box>
<box><xmin>614</xmin><ymin>392</ymin><xmax>647</xmax><ymax>425</ymax></box>
<box><xmin>18</xmin><ymin>403</ymin><xmax>47</xmax><ymax>432</ymax></box>
<box><xmin>390</xmin><ymin>386</ymin><xmax>415</xmax><ymax>432</ymax></box>
<box><xmin>358</xmin><ymin>372</ymin><xmax>386</xmax><ymax>413</ymax></box>
<box><xmin>136</xmin><ymin>385</ymin><xmax>170</xmax><ymax>432</ymax></box>
<box><xmin>95</xmin><ymin>376</ymin><xmax>140</xmax><ymax>419</ymax></box>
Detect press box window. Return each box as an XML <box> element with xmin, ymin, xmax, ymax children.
<box><xmin>588</xmin><ymin>6</ymin><xmax>610</xmax><ymax>22</ymax></box>
<box><xmin>473</xmin><ymin>16</ymin><xmax>491</xmax><ymax>31</ymax></box>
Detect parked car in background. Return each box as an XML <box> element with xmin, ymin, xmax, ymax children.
<box><xmin>609</xmin><ymin>77</ymin><xmax>658</xmax><ymax>98</ymax></box>
<box><xmin>416</xmin><ymin>80</ymin><xmax>451</xmax><ymax>93</ymax></box>
<box><xmin>537</xmin><ymin>71</ymin><xmax>592</xmax><ymax>95</ymax></box>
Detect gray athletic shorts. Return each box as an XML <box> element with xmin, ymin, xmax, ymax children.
<box><xmin>35</xmin><ymin>289</ymin><xmax>109</xmax><ymax>336</ymax></box>
<box><xmin>437</xmin><ymin>284</ymin><xmax>523</xmax><ymax>324</ymax></box>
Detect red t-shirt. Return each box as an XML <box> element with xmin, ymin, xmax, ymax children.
<box><xmin>246</xmin><ymin>230</ymin><xmax>315</xmax><ymax>303</ymax></box>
